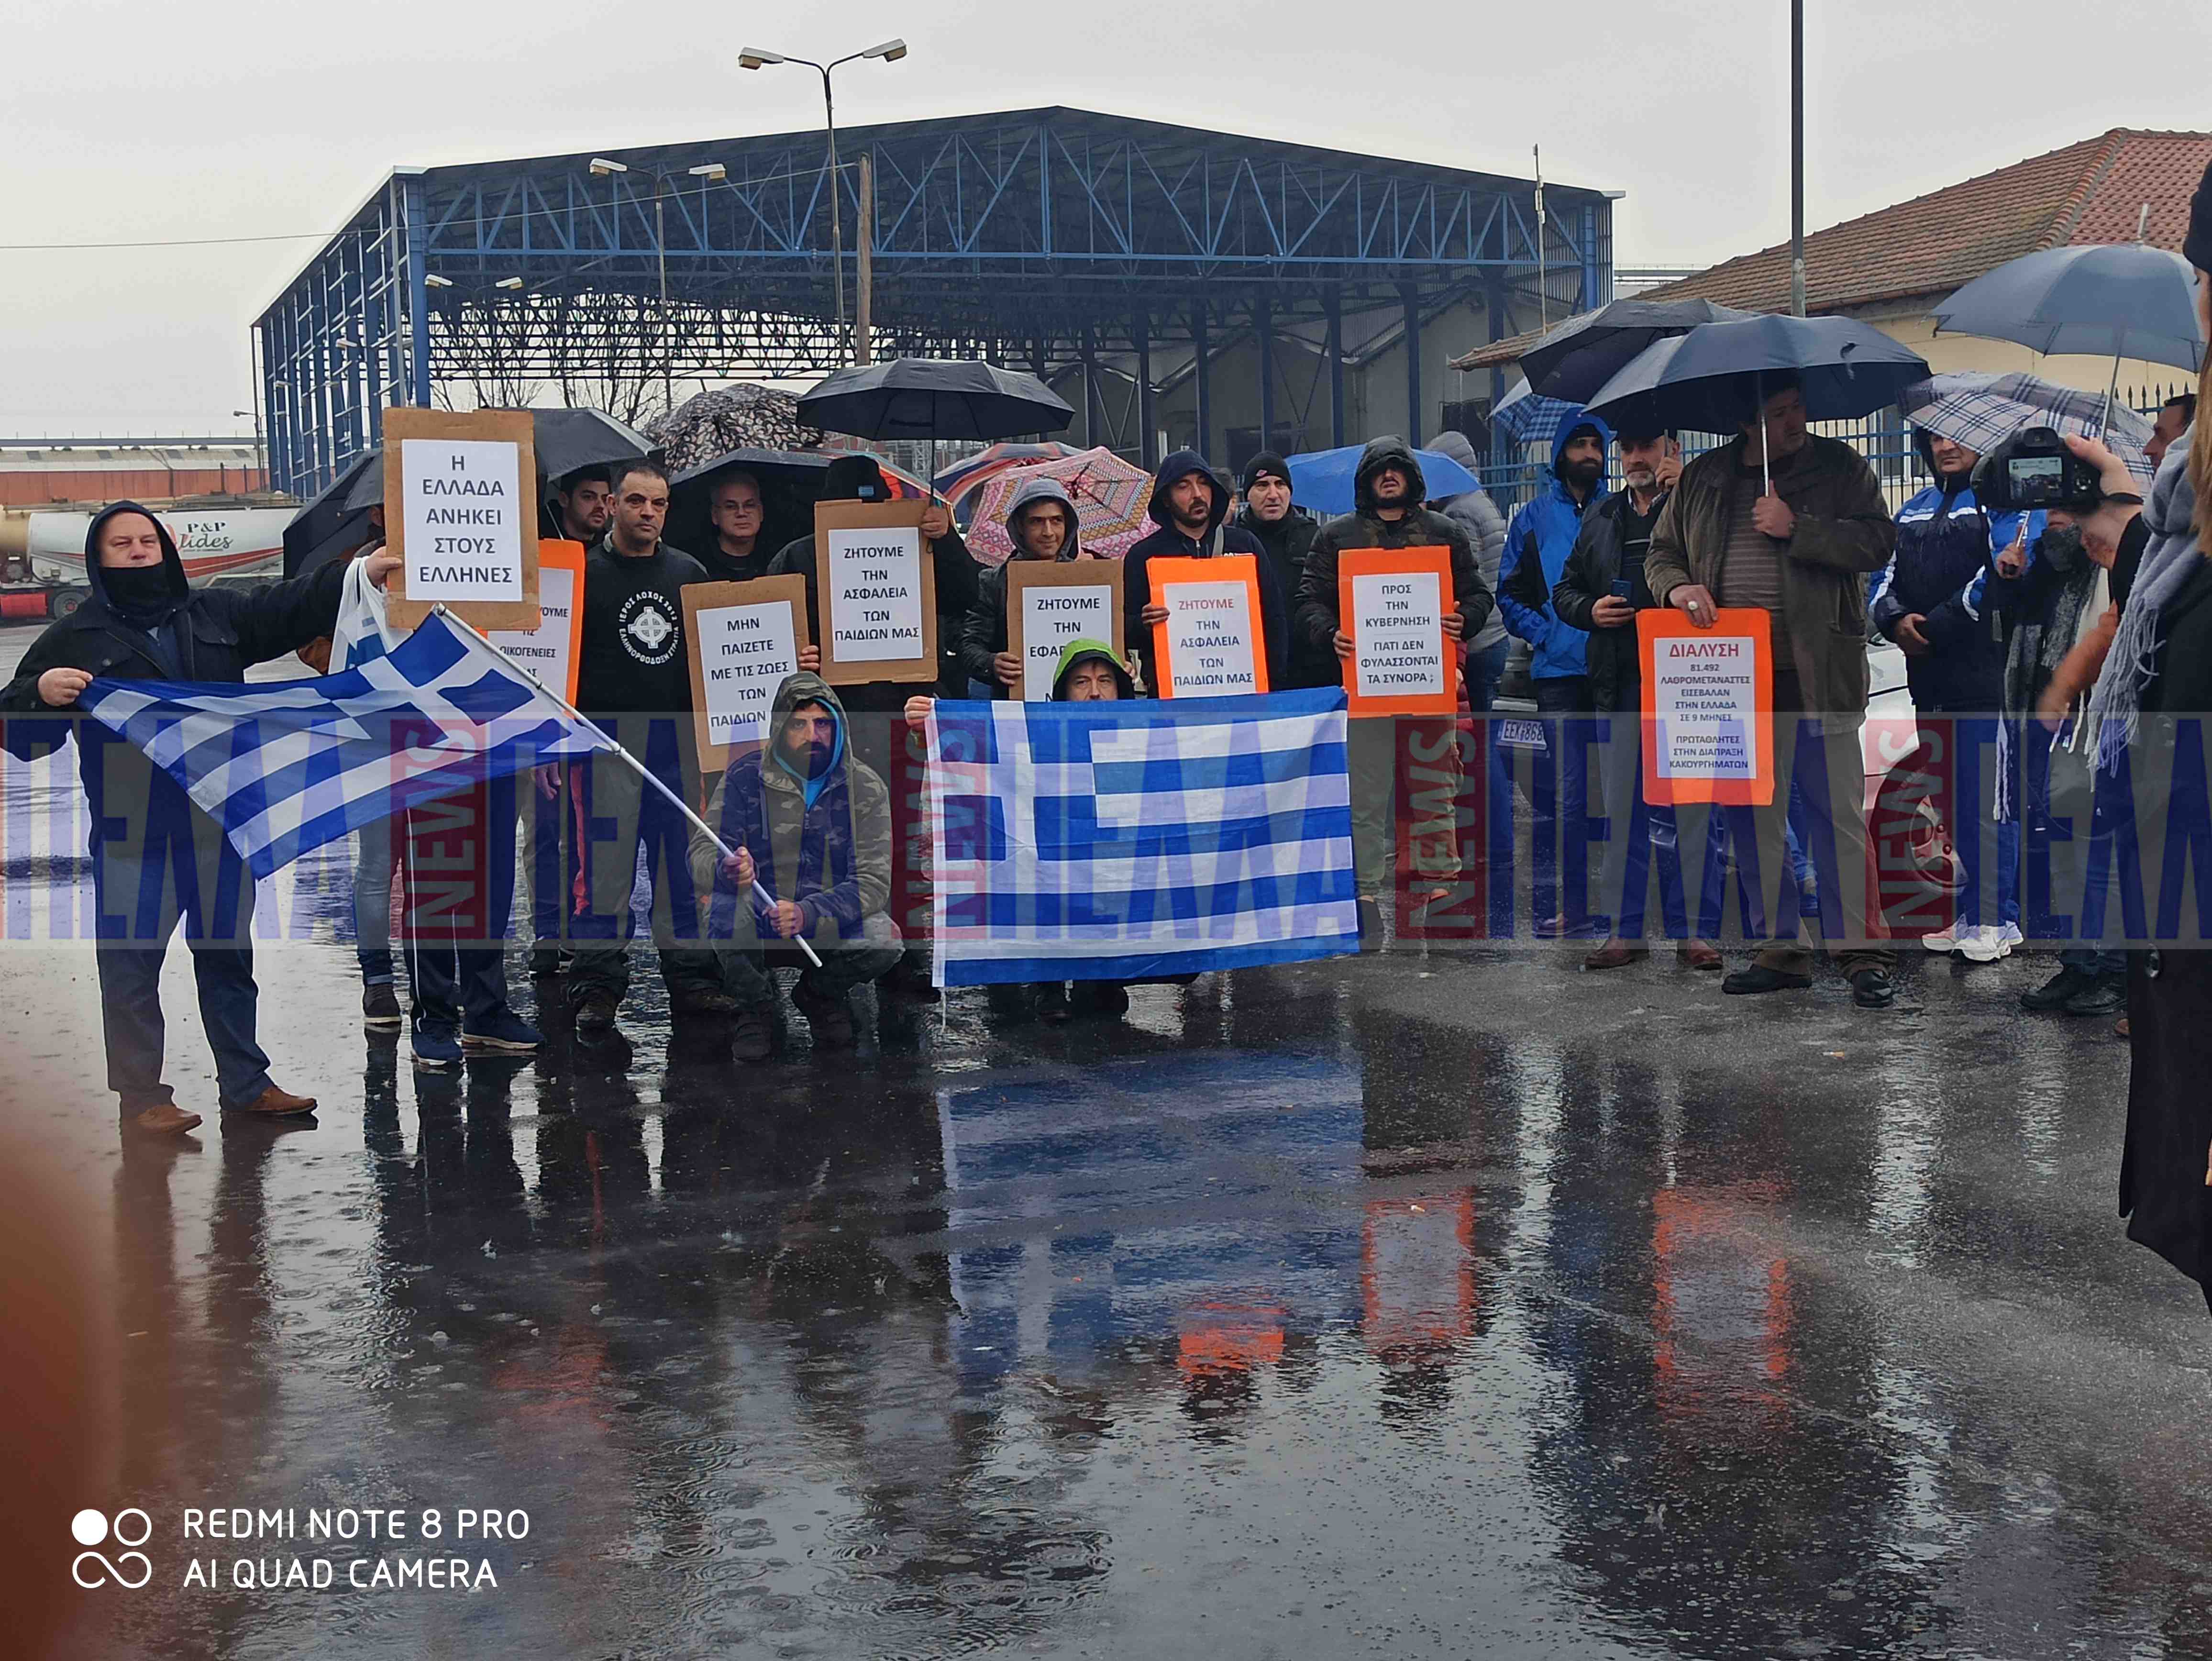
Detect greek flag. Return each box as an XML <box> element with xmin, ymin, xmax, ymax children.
<box><xmin>926</xmin><ymin>689</ymin><xmax>1359</xmax><ymax>986</ymax></box>
<box><xmin>79</xmin><ymin>609</ymin><xmax>608</xmax><ymax>878</ymax></box>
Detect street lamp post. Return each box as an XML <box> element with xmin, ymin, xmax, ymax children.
<box><xmin>593</xmin><ymin>156</ymin><xmax>728</xmax><ymax>416</ymax></box>
<box><xmin>740</xmin><ymin>39</ymin><xmax>907</xmax><ymax>365</ymax></box>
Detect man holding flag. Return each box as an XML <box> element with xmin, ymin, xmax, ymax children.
<box><xmin>0</xmin><ymin>503</ymin><xmax>397</xmax><ymax>1136</ymax></box>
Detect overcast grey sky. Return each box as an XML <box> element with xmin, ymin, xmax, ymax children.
<box><xmin>7</xmin><ymin>0</ymin><xmax>2206</xmax><ymax>437</ymax></box>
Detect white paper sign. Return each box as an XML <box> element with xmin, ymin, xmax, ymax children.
<box><xmin>400</xmin><ymin>439</ymin><xmax>524</xmax><ymax>602</ymax></box>
<box><xmin>487</xmin><ymin>563</ymin><xmax>575</xmax><ymax>693</ymax></box>
<box><xmin>1350</xmin><ymin>569</ymin><xmax>1447</xmax><ymax>700</ymax></box>
<box><xmin>697</xmin><ymin>600</ymin><xmax>800</xmax><ymax>749</ymax></box>
<box><xmin>1652</xmin><ymin>633</ymin><xmax>1759</xmax><ymax>778</ymax></box>
<box><xmin>825</xmin><ymin>525</ymin><xmax>925</xmax><ymax>663</ymax></box>
<box><xmin>1162</xmin><ymin>579</ymin><xmax>1258</xmax><ymax>695</ymax></box>
<box><xmin>1018</xmin><ymin>581</ymin><xmax>1115</xmax><ymax>701</ymax></box>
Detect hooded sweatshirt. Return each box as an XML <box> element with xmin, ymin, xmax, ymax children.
<box><xmin>688</xmin><ymin>670</ymin><xmax>892</xmax><ymax>944</ymax></box>
<box><xmin>1498</xmin><ymin>412</ymin><xmax>1614</xmax><ymax>681</ymax></box>
<box><xmin>960</xmin><ymin>476</ymin><xmax>1086</xmax><ymax>696</ymax></box>
<box><xmin>1</xmin><ymin>501</ymin><xmax>347</xmax><ymax>843</ymax></box>
<box><xmin>1294</xmin><ymin>436</ymin><xmax>1494</xmax><ymax>672</ymax></box>
<box><xmin>1050</xmin><ymin>637</ymin><xmax>1136</xmax><ymax>701</ymax></box>
<box><xmin>1121</xmin><ymin>449</ymin><xmax>1287</xmax><ymax>691</ymax></box>
<box><xmin>1425</xmin><ymin>430</ymin><xmax>1510</xmax><ymax>654</ymax></box>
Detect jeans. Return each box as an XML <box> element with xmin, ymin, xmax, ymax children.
<box><xmin>92</xmin><ymin>824</ymin><xmax>273</xmax><ymax>1113</ymax></box>
<box><xmin>353</xmin><ymin>814</ymin><xmax>398</xmax><ymax>984</ymax></box>
<box><xmin>1464</xmin><ymin>638</ymin><xmax>1508</xmax><ymax>714</ymax></box>
<box><xmin>399</xmin><ymin>778</ymin><xmax>518</xmax><ymax>1030</ymax></box>
<box><xmin>1530</xmin><ymin>675</ymin><xmax>1594</xmax><ymax>928</ymax></box>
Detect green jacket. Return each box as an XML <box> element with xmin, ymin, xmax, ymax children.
<box><xmin>1643</xmin><ymin>433</ymin><xmax>1895</xmax><ymax>718</ymax></box>
<box><xmin>686</xmin><ymin>672</ymin><xmax>894</xmax><ymax>945</ymax></box>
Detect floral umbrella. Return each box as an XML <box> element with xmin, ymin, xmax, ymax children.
<box><xmin>649</xmin><ymin>384</ymin><xmax>822</xmax><ymax>474</ymax></box>
<box><xmin>936</xmin><ymin>440</ymin><xmax>1085</xmax><ymax>516</ymax></box>
<box><xmin>963</xmin><ymin>447</ymin><xmax>1156</xmax><ymax>567</ymax></box>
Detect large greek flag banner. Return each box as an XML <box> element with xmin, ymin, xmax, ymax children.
<box><xmin>78</xmin><ymin>611</ymin><xmax>608</xmax><ymax>879</ymax></box>
<box><xmin>927</xmin><ymin>689</ymin><xmax>1359</xmax><ymax>986</ymax></box>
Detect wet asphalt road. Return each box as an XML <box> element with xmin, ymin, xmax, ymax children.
<box><xmin>8</xmin><ymin>622</ymin><xmax>2212</xmax><ymax>1660</ymax></box>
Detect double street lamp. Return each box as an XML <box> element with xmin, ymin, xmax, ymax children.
<box><xmin>740</xmin><ymin>38</ymin><xmax>907</xmax><ymax>362</ymax></box>
<box><xmin>591</xmin><ymin>155</ymin><xmax>730</xmax><ymax>411</ymax></box>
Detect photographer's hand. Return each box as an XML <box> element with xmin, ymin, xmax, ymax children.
<box><xmin>2060</xmin><ymin>434</ymin><xmax>2143</xmax><ymax>564</ymax></box>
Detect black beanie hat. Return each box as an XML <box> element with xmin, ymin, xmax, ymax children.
<box><xmin>1240</xmin><ymin>451</ymin><xmax>1292</xmax><ymax>493</ymax></box>
<box><xmin>822</xmin><ymin>454</ymin><xmax>890</xmax><ymax>502</ymax></box>
<box><xmin>2186</xmin><ymin>158</ymin><xmax>2212</xmax><ymax>277</ymax></box>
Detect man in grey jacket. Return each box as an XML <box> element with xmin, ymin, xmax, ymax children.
<box><xmin>1426</xmin><ymin>430</ymin><xmax>1510</xmax><ymax>711</ymax></box>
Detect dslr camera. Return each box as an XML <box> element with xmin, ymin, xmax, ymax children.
<box><xmin>1971</xmin><ymin>425</ymin><xmax>2103</xmax><ymax>513</ymax></box>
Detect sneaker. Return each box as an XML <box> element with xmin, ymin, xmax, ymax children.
<box><xmin>572</xmin><ymin>993</ymin><xmax>619</xmax><ymax>1033</ymax></box>
<box><xmin>2020</xmin><ymin>966</ymin><xmax>2090</xmax><ymax>1012</ymax></box>
<box><xmin>791</xmin><ymin>978</ymin><xmax>856</xmax><ymax>1048</ymax></box>
<box><xmin>1998</xmin><ymin>923</ymin><xmax>2024</xmax><ymax>952</ymax></box>
<box><xmin>730</xmin><ymin>1008</ymin><xmax>775</xmax><ymax>1063</ymax></box>
<box><xmin>362</xmin><ymin>981</ymin><xmax>403</xmax><ymax>1030</ymax></box>
<box><xmin>411</xmin><ymin>1021</ymin><xmax>462</xmax><ymax>1069</ymax></box>
<box><xmin>1955</xmin><ymin>924</ymin><xmax>2011</xmax><ymax>964</ymax></box>
<box><xmin>1920</xmin><ymin>923</ymin><xmax>1960</xmax><ymax>953</ymax></box>
<box><xmin>2062</xmin><ymin>974</ymin><xmax>2126</xmax><ymax>1017</ymax></box>
<box><xmin>462</xmin><ymin>1010</ymin><xmax>542</xmax><ymax>1053</ymax></box>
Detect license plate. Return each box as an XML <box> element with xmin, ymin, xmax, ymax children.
<box><xmin>1495</xmin><ymin>718</ymin><xmax>1549</xmax><ymax>753</ymax></box>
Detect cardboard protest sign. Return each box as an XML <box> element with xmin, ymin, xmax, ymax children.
<box><xmin>1146</xmin><ymin>554</ymin><xmax>1269</xmax><ymax>697</ymax></box>
<box><xmin>683</xmin><ymin>576</ymin><xmax>811</xmax><ymax>773</ymax></box>
<box><xmin>1006</xmin><ymin>560</ymin><xmax>1124</xmax><ymax>701</ymax></box>
<box><xmin>1637</xmin><ymin>607</ymin><xmax>1775</xmax><ymax>805</ymax></box>
<box><xmin>487</xmin><ymin>538</ymin><xmax>585</xmax><ymax>704</ymax></box>
<box><xmin>382</xmin><ymin>407</ymin><xmax>539</xmax><ymax>631</ymax></box>
<box><xmin>1338</xmin><ymin>546</ymin><xmax>1457</xmax><ymax>717</ymax></box>
<box><xmin>814</xmin><ymin>499</ymin><xmax>936</xmax><ymax>685</ymax></box>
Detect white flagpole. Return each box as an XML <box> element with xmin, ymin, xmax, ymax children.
<box><xmin>436</xmin><ymin>606</ymin><xmax>823</xmax><ymax>970</ymax></box>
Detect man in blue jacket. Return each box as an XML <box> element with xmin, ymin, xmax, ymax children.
<box><xmin>1497</xmin><ymin>410</ymin><xmax>1612</xmax><ymax>934</ymax></box>
<box><xmin>1870</xmin><ymin>429</ymin><xmax>2042</xmax><ymax>965</ymax></box>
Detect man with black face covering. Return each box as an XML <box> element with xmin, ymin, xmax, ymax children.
<box><xmin>1</xmin><ymin>504</ymin><xmax>398</xmax><ymax>1135</ymax></box>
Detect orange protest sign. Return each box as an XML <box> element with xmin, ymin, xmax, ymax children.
<box><xmin>486</xmin><ymin>538</ymin><xmax>585</xmax><ymax>705</ymax></box>
<box><xmin>1637</xmin><ymin>607</ymin><xmax>1775</xmax><ymax>805</ymax></box>
<box><xmin>1147</xmin><ymin>554</ymin><xmax>1269</xmax><ymax>697</ymax></box>
<box><xmin>1338</xmin><ymin>545</ymin><xmax>1457</xmax><ymax>717</ymax></box>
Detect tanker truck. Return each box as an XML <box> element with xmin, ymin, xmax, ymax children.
<box><xmin>0</xmin><ymin>494</ymin><xmax>296</xmax><ymax>623</ymax></box>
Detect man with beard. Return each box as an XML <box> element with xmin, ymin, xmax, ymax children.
<box><xmin>544</xmin><ymin>464</ymin><xmax>614</xmax><ymax>546</ymax></box>
<box><xmin>1553</xmin><ymin>430</ymin><xmax>1722</xmax><ymax>972</ymax></box>
<box><xmin>1497</xmin><ymin>412</ymin><xmax>1613</xmax><ymax>937</ymax></box>
<box><xmin>1123</xmin><ymin>450</ymin><xmax>1288</xmax><ymax>693</ymax></box>
<box><xmin>691</xmin><ymin>673</ymin><xmax>901</xmax><ymax>1057</ymax></box>
<box><xmin>1232</xmin><ymin>452</ymin><xmax>1332</xmax><ymax>688</ymax></box>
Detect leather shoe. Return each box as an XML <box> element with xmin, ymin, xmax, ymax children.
<box><xmin>2062</xmin><ymin>976</ymin><xmax>2126</xmax><ymax>1017</ymax></box>
<box><xmin>128</xmin><ymin>1102</ymin><xmax>203</xmax><ymax>1136</ymax></box>
<box><xmin>1848</xmin><ymin>968</ymin><xmax>1897</xmax><ymax>1008</ymax></box>
<box><xmin>229</xmin><ymin>1084</ymin><xmax>317</xmax><ymax>1118</ymax></box>
<box><xmin>1677</xmin><ymin>940</ymin><xmax>1724</xmax><ymax>971</ymax></box>
<box><xmin>1582</xmin><ymin>937</ymin><xmax>1646</xmax><ymax>970</ymax></box>
<box><xmin>1721</xmin><ymin>964</ymin><xmax>1813</xmax><ymax>996</ymax></box>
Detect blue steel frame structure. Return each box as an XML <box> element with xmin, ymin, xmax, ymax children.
<box><xmin>255</xmin><ymin>107</ymin><xmax>1611</xmax><ymax>495</ymax></box>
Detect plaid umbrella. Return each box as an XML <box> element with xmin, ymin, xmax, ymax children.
<box><xmin>1900</xmin><ymin>372</ymin><xmax>2157</xmax><ymax>483</ymax></box>
<box><xmin>963</xmin><ymin>447</ymin><xmax>1155</xmax><ymax>567</ymax></box>
<box><xmin>1490</xmin><ymin>378</ymin><xmax>1582</xmax><ymax>446</ymax></box>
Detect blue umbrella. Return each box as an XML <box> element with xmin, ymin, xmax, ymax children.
<box><xmin>1282</xmin><ymin>443</ymin><xmax>1482</xmax><ymax>517</ymax></box>
<box><xmin>1584</xmin><ymin>314</ymin><xmax>1930</xmax><ymax>485</ymax></box>
<box><xmin>1933</xmin><ymin>244</ymin><xmax>2205</xmax><ymax>374</ymax></box>
<box><xmin>1490</xmin><ymin>378</ymin><xmax>1582</xmax><ymax>446</ymax></box>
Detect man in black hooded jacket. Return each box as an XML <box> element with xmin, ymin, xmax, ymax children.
<box><xmin>1122</xmin><ymin>449</ymin><xmax>1288</xmax><ymax>693</ymax></box>
<box><xmin>1295</xmin><ymin>437</ymin><xmax>1493</xmax><ymax>946</ymax></box>
<box><xmin>0</xmin><ymin>503</ymin><xmax>395</xmax><ymax>1135</ymax></box>
<box><xmin>1233</xmin><ymin>450</ymin><xmax>1333</xmax><ymax>689</ymax></box>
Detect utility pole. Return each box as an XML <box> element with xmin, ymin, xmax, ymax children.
<box><xmin>1534</xmin><ymin>144</ymin><xmax>1548</xmax><ymax>334</ymax></box>
<box><xmin>854</xmin><ymin>151</ymin><xmax>875</xmax><ymax>366</ymax></box>
<box><xmin>1790</xmin><ymin>0</ymin><xmax>1807</xmax><ymax>317</ymax></box>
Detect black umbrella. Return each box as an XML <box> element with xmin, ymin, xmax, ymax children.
<box><xmin>1516</xmin><ymin>298</ymin><xmax>1760</xmax><ymax>403</ymax></box>
<box><xmin>531</xmin><ymin>407</ymin><xmax>655</xmax><ymax>482</ymax></box>
<box><xmin>796</xmin><ymin>358</ymin><xmax>1074</xmax><ymax>445</ymax></box>
<box><xmin>280</xmin><ymin>450</ymin><xmax>381</xmax><ymax>578</ymax></box>
<box><xmin>1584</xmin><ymin>314</ymin><xmax>1929</xmax><ymax>486</ymax></box>
<box><xmin>668</xmin><ymin>447</ymin><xmax>841</xmax><ymax>562</ymax></box>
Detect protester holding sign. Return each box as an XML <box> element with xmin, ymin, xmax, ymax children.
<box><xmin>1124</xmin><ymin>450</ymin><xmax>1287</xmax><ymax>694</ymax></box>
<box><xmin>1644</xmin><ymin>373</ymin><xmax>1899</xmax><ymax>1007</ymax></box>
<box><xmin>569</xmin><ymin>459</ymin><xmax>735</xmax><ymax>1031</ymax></box>
<box><xmin>696</xmin><ymin>470</ymin><xmax>779</xmax><ymax>586</ymax></box>
<box><xmin>1553</xmin><ymin>430</ymin><xmax>1722</xmax><ymax>973</ymax></box>
<box><xmin>960</xmin><ymin>476</ymin><xmax>1110</xmax><ymax>699</ymax></box>
<box><xmin>688</xmin><ymin>672</ymin><xmax>903</xmax><ymax>1058</ymax></box>
<box><xmin>1295</xmin><ymin>437</ymin><xmax>1492</xmax><ymax>950</ymax></box>
<box><xmin>0</xmin><ymin>504</ymin><xmax>397</xmax><ymax>1134</ymax></box>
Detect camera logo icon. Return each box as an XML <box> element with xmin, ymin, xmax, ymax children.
<box><xmin>71</xmin><ymin>1508</ymin><xmax>153</xmax><ymax>1590</ymax></box>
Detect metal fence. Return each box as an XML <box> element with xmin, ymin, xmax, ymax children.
<box><xmin>1476</xmin><ymin>382</ymin><xmax>2191</xmax><ymax>519</ymax></box>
